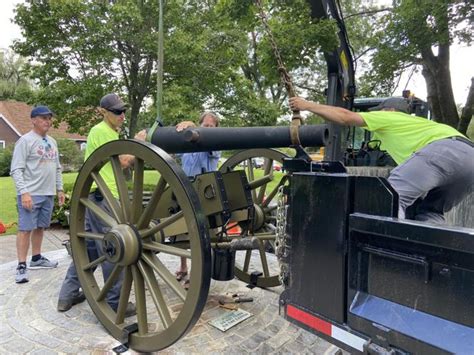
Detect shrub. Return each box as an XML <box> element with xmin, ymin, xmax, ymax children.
<box><xmin>57</xmin><ymin>138</ymin><xmax>84</xmax><ymax>172</ymax></box>
<box><xmin>0</xmin><ymin>144</ymin><xmax>14</xmax><ymax>176</ymax></box>
<box><xmin>51</xmin><ymin>182</ymin><xmax>75</xmax><ymax>227</ymax></box>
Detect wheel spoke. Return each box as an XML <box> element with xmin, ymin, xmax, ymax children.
<box><xmin>110</xmin><ymin>155</ymin><xmax>132</xmax><ymax>222</ymax></box>
<box><xmin>257</xmin><ymin>158</ymin><xmax>273</xmax><ymax>204</ymax></box>
<box><xmin>142</xmin><ymin>253</ymin><xmax>186</xmax><ymax>302</ymax></box>
<box><xmin>248</xmin><ymin>175</ymin><xmax>273</xmax><ymax>190</ymax></box>
<box><xmin>257</xmin><ymin>239</ymin><xmax>270</xmax><ymax>277</ymax></box>
<box><xmin>141</xmin><ymin>211</ymin><xmax>184</xmax><ymax>238</ymax></box>
<box><xmin>137</xmin><ymin>177</ymin><xmax>167</xmax><ymax>229</ymax></box>
<box><xmin>77</xmin><ymin>232</ymin><xmax>105</xmax><ymax>240</ymax></box>
<box><xmin>131</xmin><ymin>158</ymin><xmax>144</xmax><ymax>224</ymax></box>
<box><xmin>132</xmin><ymin>265</ymin><xmax>148</xmax><ymax>334</ymax></box>
<box><xmin>138</xmin><ymin>259</ymin><xmax>172</xmax><ymax>329</ymax></box>
<box><xmin>263</xmin><ymin>222</ymin><xmax>276</xmax><ymax>231</ymax></box>
<box><xmin>96</xmin><ymin>264</ymin><xmax>123</xmax><ymax>302</ymax></box>
<box><xmin>80</xmin><ymin>197</ymin><xmax>117</xmax><ymax>228</ymax></box>
<box><xmin>115</xmin><ymin>266</ymin><xmax>132</xmax><ymax>324</ymax></box>
<box><xmin>264</xmin><ymin>205</ymin><xmax>278</xmax><ymax>214</ymax></box>
<box><xmin>243</xmin><ymin>250</ymin><xmax>251</xmax><ymax>273</ymax></box>
<box><xmin>91</xmin><ymin>172</ymin><xmax>124</xmax><ymax>223</ymax></box>
<box><xmin>262</xmin><ymin>175</ymin><xmax>288</xmax><ymax>208</ymax></box>
<box><xmin>246</xmin><ymin>159</ymin><xmax>257</xmax><ymax>202</ymax></box>
<box><xmin>143</xmin><ymin>241</ymin><xmax>191</xmax><ymax>259</ymax></box>
<box><xmin>82</xmin><ymin>255</ymin><xmax>107</xmax><ymax>271</ymax></box>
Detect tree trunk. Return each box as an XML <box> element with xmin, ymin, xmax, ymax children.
<box><xmin>458</xmin><ymin>77</ymin><xmax>474</xmax><ymax>136</ymax></box>
<box><xmin>421</xmin><ymin>45</ymin><xmax>459</xmax><ymax>127</ymax></box>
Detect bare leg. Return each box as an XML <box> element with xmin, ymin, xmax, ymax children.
<box><xmin>179</xmin><ymin>257</ymin><xmax>188</xmax><ymax>274</ymax></box>
<box><xmin>31</xmin><ymin>228</ymin><xmax>44</xmax><ymax>256</ymax></box>
<box><xmin>17</xmin><ymin>230</ymin><xmax>31</xmax><ymax>263</ymax></box>
<box><xmin>175</xmin><ymin>257</ymin><xmax>188</xmax><ymax>281</ymax></box>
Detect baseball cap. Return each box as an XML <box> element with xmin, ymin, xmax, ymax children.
<box><xmin>368</xmin><ymin>97</ymin><xmax>409</xmax><ymax>113</ymax></box>
<box><xmin>31</xmin><ymin>105</ymin><xmax>53</xmax><ymax>118</ymax></box>
<box><xmin>100</xmin><ymin>93</ymin><xmax>128</xmax><ymax>111</ymax></box>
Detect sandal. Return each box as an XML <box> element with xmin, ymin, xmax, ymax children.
<box><xmin>175</xmin><ymin>270</ymin><xmax>188</xmax><ymax>281</ymax></box>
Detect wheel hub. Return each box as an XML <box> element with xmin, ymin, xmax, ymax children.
<box><xmin>102</xmin><ymin>224</ymin><xmax>142</xmax><ymax>266</ymax></box>
<box><xmin>250</xmin><ymin>203</ymin><xmax>265</xmax><ymax>232</ymax></box>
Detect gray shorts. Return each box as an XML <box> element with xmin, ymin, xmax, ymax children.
<box><xmin>17</xmin><ymin>195</ymin><xmax>54</xmax><ymax>231</ymax></box>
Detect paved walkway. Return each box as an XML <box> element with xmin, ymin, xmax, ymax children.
<box><xmin>0</xmin><ymin>229</ymin><xmax>338</xmax><ymax>354</ymax></box>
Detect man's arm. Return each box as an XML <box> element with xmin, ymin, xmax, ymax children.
<box><xmin>10</xmin><ymin>139</ymin><xmax>33</xmax><ymax>210</ymax></box>
<box><xmin>289</xmin><ymin>97</ymin><xmax>365</xmax><ymax>127</ymax></box>
<box><xmin>119</xmin><ymin>129</ymin><xmax>148</xmax><ymax>168</ymax></box>
<box><xmin>53</xmin><ymin>139</ymin><xmax>65</xmax><ymax>206</ymax></box>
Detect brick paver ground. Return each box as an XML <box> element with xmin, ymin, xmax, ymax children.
<box><xmin>0</xmin><ymin>229</ymin><xmax>339</xmax><ymax>354</ymax></box>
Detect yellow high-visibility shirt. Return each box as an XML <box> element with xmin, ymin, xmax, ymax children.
<box><xmin>359</xmin><ymin>111</ymin><xmax>465</xmax><ymax>165</ymax></box>
<box><xmin>85</xmin><ymin>121</ymin><xmax>119</xmax><ymax>198</ymax></box>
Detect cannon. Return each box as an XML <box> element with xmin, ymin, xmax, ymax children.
<box><xmin>68</xmin><ymin>0</ymin><xmax>474</xmax><ymax>350</ymax></box>
<box><xmin>69</xmin><ymin>124</ymin><xmax>329</xmax><ymax>352</ymax></box>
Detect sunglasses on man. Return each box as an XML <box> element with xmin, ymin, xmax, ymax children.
<box><xmin>107</xmin><ymin>108</ymin><xmax>127</xmax><ymax>115</ymax></box>
<box><xmin>42</xmin><ymin>137</ymin><xmax>52</xmax><ymax>152</ymax></box>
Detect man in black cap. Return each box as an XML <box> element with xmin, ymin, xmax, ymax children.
<box><xmin>11</xmin><ymin>105</ymin><xmax>66</xmax><ymax>283</ymax></box>
<box><xmin>290</xmin><ymin>96</ymin><xmax>474</xmax><ymax>223</ymax></box>
<box><xmin>57</xmin><ymin>93</ymin><xmax>146</xmax><ymax>314</ymax></box>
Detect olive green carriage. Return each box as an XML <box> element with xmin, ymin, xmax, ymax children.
<box><xmin>69</xmin><ymin>125</ymin><xmax>328</xmax><ymax>352</ymax></box>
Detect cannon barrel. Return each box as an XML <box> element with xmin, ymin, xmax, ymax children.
<box><xmin>151</xmin><ymin>124</ymin><xmax>329</xmax><ymax>153</ymax></box>
<box><xmin>149</xmin><ymin>124</ymin><xmax>329</xmax><ymax>153</ymax></box>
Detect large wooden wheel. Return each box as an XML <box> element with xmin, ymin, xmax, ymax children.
<box><xmin>69</xmin><ymin>139</ymin><xmax>211</xmax><ymax>352</ymax></box>
<box><xmin>220</xmin><ymin>148</ymin><xmax>289</xmax><ymax>288</ymax></box>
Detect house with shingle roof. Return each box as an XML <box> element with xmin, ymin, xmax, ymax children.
<box><xmin>0</xmin><ymin>100</ymin><xmax>86</xmax><ymax>149</ymax></box>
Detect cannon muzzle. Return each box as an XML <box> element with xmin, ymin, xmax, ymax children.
<box><xmin>149</xmin><ymin>124</ymin><xmax>329</xmax><ymax>153</ymax></box>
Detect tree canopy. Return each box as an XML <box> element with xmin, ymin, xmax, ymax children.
<box><xmin>13</xmin><ymin>0</ymin><xmax>338</xmax><ymax>135</ymax></box>
<box><xmin>11</xmin><ymin>0</ymin><xmax>473</xmax><ymax>136</ymax></box>
<box><xmin>0</xmin><ymin>49</ymin><xmax>35</xmax><ymax>101</ymax></box>
<box><xmin>355</xmin><ymin>0</ymin><xmax>473</xmax><ymax>132</ymax></box>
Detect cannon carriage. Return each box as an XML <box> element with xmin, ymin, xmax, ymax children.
<box><xmin>68</xmin><ymin>124</ymin><xmax>329</xmax><ymax>352</ymax></box>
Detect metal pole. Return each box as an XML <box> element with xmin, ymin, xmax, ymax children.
<box><xmin>157</xmin><ymin>0</ymin><xmax>164</xmax><ymax>122</ymax></box>
<box><xmin>147</xmin><ymin>0</ymin><xmax>164</xmax><ymax>142</ymax></box>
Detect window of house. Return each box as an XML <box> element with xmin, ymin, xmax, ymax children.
<box><xmin>0</xmin><ymin>140</ymin><xmax>5</xmax><ymax>149</ymax></box>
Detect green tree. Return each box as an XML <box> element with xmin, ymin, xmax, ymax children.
<box><xmin>0</xmin><ymin>144</ymin><xmax>14</xmax><ymax>177</ymax></box>
<box><xmin>56</xmin><ymin>138</ymin><xmax>84</xmax><ymax>172</ymax></box>
<box><xmin>0</xmin><ymin>49</ymin><xmax>35</xmax><ymax>101</ymax></box>
<box><xmin>13</xmin><ymin>0</ymin><xmax>340</xmax><ymax>132</ymax></box>
<box><xmin>358</xmin><ymin>0</ymin><xmax>473</xmax><ymax>132</ymax></box>
<box><xmin>213</xmin><ymin>0</ymin><xmax>338</xmax><ymax>125</ymax></box>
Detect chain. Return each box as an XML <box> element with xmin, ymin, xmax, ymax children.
<box><xmin>275</xmin><ymin>185</ymin><xmax>289</xmax><ymax>286</ymax></box>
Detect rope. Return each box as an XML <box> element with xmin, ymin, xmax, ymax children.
<box><xmin>255</xmin><ymin>0</ymin><xmax>302</xmax><ymax>145</ymax></box>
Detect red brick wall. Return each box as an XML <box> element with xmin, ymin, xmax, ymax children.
<box><xmin>0</xmin><ymin>118</ymin><xmax>20</xmax><ymax>147</ymax></box>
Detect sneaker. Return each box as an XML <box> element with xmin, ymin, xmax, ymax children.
<box><xmin>57</xmin><ymin>291</ymin><xmax>87</xmax><ymax>312</ymax></box>
<box><xmin>29</xmin><ymin>256</ymin><xmax>58</xmax><ymax>269</ymax></box>
<box><xmin>15</xmin><ymin>265</ymin><xmax>29</xmax><ymax>283</ymax></box>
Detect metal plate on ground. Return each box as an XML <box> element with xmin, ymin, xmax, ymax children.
<box><xmin>209</xmin><ymin>309</ymin><xmax>253</xmax><ymax>332</ymax></box>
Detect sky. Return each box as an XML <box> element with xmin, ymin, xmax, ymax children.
<box><xmin>0</xmin><ymin>0</ymin><xmax>472</xmax><ymax>105</ymax></box>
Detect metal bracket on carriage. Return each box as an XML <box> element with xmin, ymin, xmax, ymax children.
<box><xmin>247</xmin><ymin>271</ymin><xmax>264</xmax><ymax>289</ymax></box>
<box><xmin>112</xmin><ymin>323</ymin><xmax>139</xmax><ymax>354</ymax></box>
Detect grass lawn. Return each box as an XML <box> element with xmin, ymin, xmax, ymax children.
<box><xmin>0</xmin><ymin>168</ymin><xmax>283</xmax><ymax>236</ymax></box>
<box><xmin>0</xmin><ymin>173</ymin><xmax>75</xmax><ymax>235</ymax></box>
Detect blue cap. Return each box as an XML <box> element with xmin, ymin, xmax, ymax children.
<box><xmin>31</xmin><ymin>105</ymin><xmax>53</xmax><ymax>118</ymax></box>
